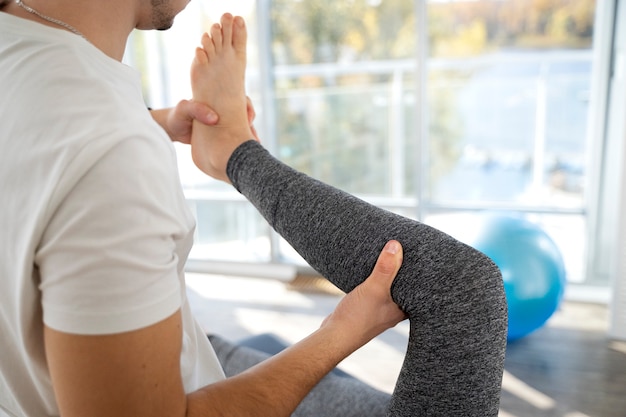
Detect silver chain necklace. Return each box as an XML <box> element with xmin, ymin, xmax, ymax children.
<box><xmin>15</xmin><ymin>0</ymin><xmax>89</xmax><ymax>42</ymax></box>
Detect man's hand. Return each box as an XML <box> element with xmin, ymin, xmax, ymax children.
<box><xmin>321</xmin><ymin>240</ymin><xmax>406</xmax><ymax>349</ymax></box>
<box><xmin>150</xmin><ymin>97</ymin><xmax>258</xmax><ymax>144</ymax></box>
<box><xmin>150</xmin><ymin>100</ymin><xmax>218</xmax><ymax>144</ymax></box>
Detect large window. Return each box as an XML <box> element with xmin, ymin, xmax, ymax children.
<box><xmin>128</xmin><ymin>0</ymin><xmax>607</xmax><ymax>290</ymax></box>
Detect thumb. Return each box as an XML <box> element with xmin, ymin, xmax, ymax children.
<box><xmin>370</xmin><ymin>240</ymin><xmax>403</xmax><ymax>285</ymax></box>
<box><xmin>181</xmin><ymin>99</ymin><xmax>219</xmax><ymax>126</ymax></box>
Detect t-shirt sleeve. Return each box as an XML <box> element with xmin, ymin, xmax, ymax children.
<box><xmin>36</xmin><ymin>135</ymin><xmax>192</xmax><ymax>335</ymax></box>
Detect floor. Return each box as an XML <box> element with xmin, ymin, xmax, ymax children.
<box><xmin>186</xmin><ymin>272</ymin><xmax>626</xmax><ymax>417</ymax></box>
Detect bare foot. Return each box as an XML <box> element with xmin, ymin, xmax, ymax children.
<box><xmin>190</xmin><ymin>14</ymin><xmax>254</xmax><ymax>181</ymax></box>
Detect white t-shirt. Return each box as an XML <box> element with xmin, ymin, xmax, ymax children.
<box><xmin>0</xmin><ymin>13</ymin><xmax>225</xmax><ymax>417</ymax></box>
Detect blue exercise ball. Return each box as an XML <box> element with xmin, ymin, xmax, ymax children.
<box><xmin>469</xmin><ymin>215</ymin><xmax>566</xmax><ymax>341</ymax></box>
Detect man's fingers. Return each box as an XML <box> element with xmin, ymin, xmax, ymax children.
<box><xmin>245</xmin><ymin>97</ymin><xmax>260</xmax><ymax>141</ymax></box>
<box><xmin>246</xmin><ymin>96</ymin><xmax>256</xmax><ymax>125</ymax></box>
<box><xmin>250</xmin><ymin>124</ymin><xmax>260</xmax><ymax>142</ymax></box>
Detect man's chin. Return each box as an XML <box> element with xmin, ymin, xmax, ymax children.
<box><xmin>156</xmin><ymin>21</ymin><xmax>175</xmax><ymax>31</ymax></box>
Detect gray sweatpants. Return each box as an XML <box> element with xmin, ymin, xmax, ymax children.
<box><xmin>224</xmin><ymin>140</ymin><xmax>508</xmax><ymax>416</ymax></box>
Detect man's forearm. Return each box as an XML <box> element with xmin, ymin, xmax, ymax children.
<box><xmin>187</xmin><ymin>324</ymin><xmax>363</xmax><ymax>417</ymax></box>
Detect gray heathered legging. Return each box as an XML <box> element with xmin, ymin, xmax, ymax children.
<box><xmin>225</xmin><ymin>140</ymin><xmax>508</xmax><ymax>416</ymax></box>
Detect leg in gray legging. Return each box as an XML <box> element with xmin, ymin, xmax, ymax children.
<box><xmin>208</xmin><ymin>334</ymin><xmax>391</xmax><ymax>417</ymax></box>
<box><xmin>226</xmin><ymin>141</ymin><xmax>508</xmax><ymax>416</ymax></box>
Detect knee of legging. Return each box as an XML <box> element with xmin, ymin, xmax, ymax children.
<box><xmin>453</xmin><ymin>248</ymin><xmax>507</xmax><ymax>339</ymax></box>
<box><xmin>450</xmin><ymin>243</ymin><xmax>506</xmax><ymax>308</ymax></box>
<box><xmin>391</xmin><ymin>240</ymin><xmax>506</xmax><ymax>319</ymax></box>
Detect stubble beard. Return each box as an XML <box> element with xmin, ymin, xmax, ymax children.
<box><xmin>150</xmin><ymin>0</ymin><xmax>177</xmax><ymax>31</ymax></box>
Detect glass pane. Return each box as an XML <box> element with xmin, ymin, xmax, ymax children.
<box><xmin>188</xmin><ymin>200</ymin><xmax>271</xmax><ymax>262</ymax></box>
<box><xmin>270</xmin><ymin>0</ymin><xmax>418</xmax><ymax>198</ymax></box>
<box><xmin>426</xmin><ymin>0</ymin><xmax>595</xmax><ymax>208</ymax></box>
<box><xmin>424</xmin><ymin>0</ymin><xmax>596</xmax><ymax>285</ymax></box>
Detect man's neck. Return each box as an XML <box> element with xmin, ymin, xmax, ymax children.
<box><xmin>2</xmin><ymin>0</ymin><xmax>137</xmax><ymax>61</ymax></box>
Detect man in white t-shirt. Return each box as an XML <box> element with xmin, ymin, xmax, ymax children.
<box><xmin>0</xmin><ymin>1</ymin><xmax>406</xmax><ymax>416</ymax></box>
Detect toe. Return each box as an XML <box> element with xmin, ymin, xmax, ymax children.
<box><xmin>210</xmin><ymin>22</ymin><xmax>222</xmax><ymax>53</ymax></box>
<box><xmin>200</xmin><ymin>32</ymin><xmax>215</xmax><ymax>59</ymax></box>
<box><xmin>220</xmin><ymin>13</ymin><xmax>234</xmax><ymax>47</ymax></box>
<box><xmin>194</xmin><ymin>47</ymin><xmax>208</xmax><ymax>65</ymax></box>
<box><xmin>232</xmin><ymin>16</ymin><xmax>247</xmax><ymax>56</ymax></box>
